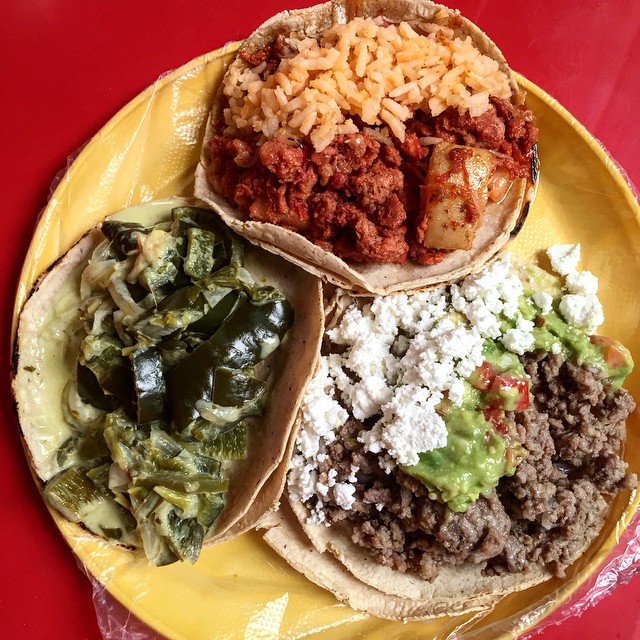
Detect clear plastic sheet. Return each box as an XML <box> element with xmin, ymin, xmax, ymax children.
<box><xmin>13</xmin><ymin>43</ymin><xmax>640</xmax><ymax>640</ymax></box>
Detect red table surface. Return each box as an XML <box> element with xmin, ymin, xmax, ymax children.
<box><xmin>2</xmin><ymin>1</ymin><xmax>639</xmax><ymax>639</ymax></box>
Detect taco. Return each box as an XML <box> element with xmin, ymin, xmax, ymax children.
<box><xmin>195</xmin><ymin>0</ymin><xmax>538</xmax><ymax>295</ymax></box>
<box><xmin>261</xmin><ymin>246</ymin><xmax>636</xmax><ymax>619</ymax></box>
<box><xmin>11</xmin><ymin>199</ymin><xmax>323</xmax><ymax>565</ymax></box>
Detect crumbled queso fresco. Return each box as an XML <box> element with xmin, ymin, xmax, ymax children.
<box><xmin>288</xmin><ymin>245</ymin><xmax>604</xmax><ymax>524</ymax></box>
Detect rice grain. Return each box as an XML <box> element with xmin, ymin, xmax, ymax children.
<box><xmin>223</xmin><ymin>16</ymin><xmax>512</xmax><ymax>149</ymax></box>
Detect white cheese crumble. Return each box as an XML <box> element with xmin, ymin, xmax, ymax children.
<box><xmin>381</xmin><ymin>409</ymin><xmax>447</xmax><ymax>466</ymax></box>
<box><xmin>565</xmin><ymin>270</ymin><xmax>599</xmax><ymax>295</ymax></box>
<box><xmin>559</xmin><ymin>293</ymin><xmax>604</xmax><ymax>333</ymax></box>
<box><xmin>287</xmin><ymin>357</ymin><xmax>349</xmax><ymax>522</ymax></box>
<box><xmin>545</xmin><ymin>245</ymin><xmax>603</xmax><ymax>333</ymax></box>
<box><xmin>547</xmin><ymin>244</ymin><xmax>580</xmax><ymax>276</ymax></box>
<box><xmin>378</xmin><ymin>454</ymin><xmax>397</xmax><ymax>474</ymax></box>
<box><xmin>333</xmin><ymin>483</ymin><xmax>356</xmax><ymax>510</ymax></box>
<box><xmin>500</xmin><ymin>316</ymin><xmax>535</xmax><ymax>356</ymax></box>
<box><xmin>532</xmin><ymin>291</ymin><xmax>553</xmax><ymax>315</ymax></box>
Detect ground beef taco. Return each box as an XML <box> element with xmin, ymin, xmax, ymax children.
<box><xmin>261</xmin><ymin>247</ymin><xmax>636</xmax><ymax>619</ymax></box>
<box><xmin>195</xmin><ymin>0</ymin><xmax>538</xmax><ymax>295</ymax></box>
<box><xmin>11</xmin><ymin>199</ymin><xmax>323</xmax><ymax>565</ymax></box>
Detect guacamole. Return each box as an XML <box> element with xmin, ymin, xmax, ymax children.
<box><xmin>403</xmin><ymin>340</ymin><xmax>529</xmax><ymax>512</ymax></box>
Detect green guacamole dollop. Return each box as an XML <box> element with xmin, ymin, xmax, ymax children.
<box><xmin>404</xmin><ymin>407</ymin><xmax>517</xmax><ymax>512</ymax></box>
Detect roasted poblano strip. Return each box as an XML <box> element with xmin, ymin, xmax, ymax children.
<box><xmin>184</xmin><ymin>227</ymin><xmax>217</xmax><ymax>279</ymax></box>
<box><xmin>205</xmin><ymin>422</ymin><xmax>248</xmax><ymax>461</ymax></box>
<box><xmin>76</xmin><ymin>362</ymin><xmax>119</xmax><ymax>412</ymax></box>
<box><xmin>43</xmin><ymin>466</ymin><xmax>138</xmax><ymax>545</ymax></box>
<box><xmin>167</xmin><ymin>293</ymin><xmax>292</xmax><ymax>432</ymax></box>
<box><xmin>101</xmin><ymin>221</ymin><xmax>145</xmax><ymax>258</ymax></box>
<box><xmin>172</xmin><ymin>206</ymin><xmax>244</xmax><ymax>267</ymax></box>
<box><xmin>41</xmin><ymin>206</ymin><xmax>294</xmax><ymax>565</ymax></box>
<box><xmin>213</xmin><ymin>368</ymin><xmax>266</xmax><ymax>406</ymax></box>
<box><xmin>130</xmin><ymin>346</ymin><xmax>167</xmax><ymax>424</ymax></box>
<box><xmin>189</xmin><ymin>290</ymin><xmax>239</xmax><ymax>335</ymax></box>
<box><xmin>79</xmin><ymin>334</ymin><xmax>133</xmax><ymax>403</ymax></box>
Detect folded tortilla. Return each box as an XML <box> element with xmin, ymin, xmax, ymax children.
<box><xmin>259</xmin><ymin>275</ymin><xmax>623</xmax><ymax>621</ymax></box>
<box><xmin>260</xmin><ymin>414</ymin><xmax>610</xmax><ymax>622</ymax></box>
<box><xmin>11</xmin><ymin>198</ymin><xmax>324</xmax><ymax>551</ymax></box>
<box><xmin>195</xmin><ymin>0</ymin><xmax>538</xmax><ymax>295</ymax></box>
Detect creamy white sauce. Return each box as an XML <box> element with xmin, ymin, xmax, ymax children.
<box><xmin>15</xmin><ymin>199</ymin><xmax>191</xmax><ymax>482</ymax></box>
<box><xmin>260</xmin><ymin>334</ymin><xmax>281</xmax><ymax>360</ymax></box>
<box><xmin>15</xmin><ymin>270</ymin><xmax>84</xmax><ymax>480</ymax></box>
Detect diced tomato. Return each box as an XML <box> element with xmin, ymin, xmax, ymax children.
<box><xmin>483</xmin><ymin>407</ymin><xmax>508</xmax><ymax>435</ymax></box>
<box><xmin>488</xmin><ymin>374</ymin><xmax>530</xmax><ymax>411</ymax></box>
<box><xmin>590</xmin><ymin>335</ymin><xmax>630</xmax><ymax>370</ymax></box>
<box><xmin>469</xmin><ymin>361</ymin><xmax>496</xmax><ymax>391</ymax></box>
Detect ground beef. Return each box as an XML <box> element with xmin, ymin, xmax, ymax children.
<box><xmin>208</xmin><ymin>132</ymin><xmax>411</xmax><ymax>263</ymax></box>
<box><xmin>312</xmin><ymin>353</ymin><xmax>636</xmax><ymax>581</ymax></box>
<box><xmin>238</xmin><ymin>34</ymin><xmax>291</xmax><ymax>76</ymax></box>
<box><xmin>207</xmin><ymin>92</ymin><xmax>537</xmax><ymax>265</ymax></box>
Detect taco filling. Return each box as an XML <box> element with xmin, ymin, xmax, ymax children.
<box><xmin>205</xmin><ymin>13</ymin><xmax>537</xmax><ymax>265</ymax></box>
<box><xmin>13</xmin><ymin>203</ymin><xmax>323</xmax><ymax>566</ymax></box>
<box><xmin>287</xmin><ymin>245</ymin><xmax>636</xmax><ymax>584</ymax></box>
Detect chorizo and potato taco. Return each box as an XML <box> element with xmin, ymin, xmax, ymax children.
<box><xmin>11</xmin><ymin>199</ymin><xmax>323</xmax><ymax>565</ymax></box>
<box><xmin>261</xmin><ymin>249</ymin><xmax>636</xmax><ymax>620</ymax></box>
<box><xmin>195</xmin><ymin>0</ymin><xmax>539</xmax><ymax>295</ymax></box>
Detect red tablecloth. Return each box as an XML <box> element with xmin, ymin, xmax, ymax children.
<box><xmin>2</xmin><ymin>1</ymin><xmax>639</xmax><ymax>639</ymax></box>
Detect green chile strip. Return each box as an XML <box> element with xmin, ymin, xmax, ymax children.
<box><xmin>213</xmin><ymin>368</ymin><xmax>266</xmax><ymax>406</ymax></box>
<box><xmin>130</xmin><ymin>346</ymin><xmax>167</xmax><ymax>424</ymax></box>
<box><xmin>100</xmin><ymin>221</ymin><xmax>145</xmax><ymax>257</ymax></box>
<box><xmin>80</xmin><ymin>334</ymin><xmax>133</xmax><ymax>402</ymax></box>
<box><xmin>76</xmin><ymin>363</ymin><xmax>118</xmax><ymax>412</ymax></box>
<box><xmin>167</xmin><ymin>294</ymin><xmax>293</xmax><ymax>432</ymax></box>
<box><xmin>172</xmin><ymin>206</ymin><xmax>244</xmax><ymax>267</ymax></box>
<box><xmin>189</xmin><ymin>290</ymin><xmax>239</xmax><ymax>335</ymax></box>
<box><xmin>184</xmin><ymin>227</ymin><xmax>217</xmax><ymax>279</ymax></box>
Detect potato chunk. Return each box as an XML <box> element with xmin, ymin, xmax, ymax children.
<box><xmin>418</xmin><ymin>143</ymin><xmax>497</xmax><ymax>251</ymax></box>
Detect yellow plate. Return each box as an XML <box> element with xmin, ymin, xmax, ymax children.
<box><xmin>12</xmin><ymin>46</ymin><xmax>640</xmax><ymax>640</ymax></box>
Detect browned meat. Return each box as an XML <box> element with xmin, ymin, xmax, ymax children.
<box><xmin>408</xmin><ymin>243</ymin><xmax>447</xmax><ymax>266</ymax></box>
<box><xmin>473</xmin><ymin>108</ymin><xmax>507</xmax><ymax>149</ymax></box>
<box><xmin>490</xmin><ymin>96</ymin><xmax>538</xmax><ymax>170</ymax></box>
<box><xmin>226</xmin><ymin>139</ymin><xmax>254</xmax><ymax>168</ymax></box>
<box><xmin>206</xmin><ymin>96</ymin><xmax>538</xmax><ymax>264</ymax></box>
<box><xmin>309</xmin><ymin>353</ymin><xmax>636</xmax><ymax>582</ymax></box>
<box><xmin>435</xmin><ymin>493</ymin><xmax>511</xmax><ymax>563</ymax></box>
<box><xmin>308</xmin><ymin>192</ymin><xmax>341</xmax><ymax>241</ymax></box>
<box><xmin>373</xmin><ymin>194</ymin><xmax>406</xmax><ymax>230</ymax></box>
<box><xmin>350</xmin><ymin>161</ymin><xmax>404</xmax><ymax>210</ymax></box>
<box><xmin>207</xmin><ymin>135</ymin><xmax>254</xmax><ymax>200</ymax></box>
<box><xmin>239</xmin><ymin>33</ymin><xmax>291</xmax><ymax>75</ymax></box>
<box><xmin>432</xmin><ymin>105</ymin><xmax>506</xmax><ymax>150</ymax></box>
<box><xmin>399</xmin><ymin>132</ymin><xmax>425</xmax><ymax>160</ymax></box>
<box><xmin>310</xmin><ymin>133</ymin><xmax>381</xmax><ymax>183</ymax></box>
<box><xmin>259</xmin><ymin>139</ymin><xmax>306</xmax><ymax>182</ymax></box>
<box><xmin>333</xmin><ymin>205</ymin><xmax>409</xmax><ymax>264</ymax></box>
<box><xmin>381</xmin><ymin>144</ymin><xmax>403</xmax><ymax>166</ymax></box>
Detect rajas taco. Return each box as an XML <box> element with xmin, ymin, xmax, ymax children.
<box><xmin>11</xmin><ymin>199</ymin><xmax>323</xmax><ymax>565</ymax></box>
<box><xmin>261</xmin><ymin>246</ymin><xmax>636</xmax><ymax>620</ymax></box>
<box><xmin>195</xmin><ymin>0</ymin><xmax>538</xmax><ymax>295</ymax></box>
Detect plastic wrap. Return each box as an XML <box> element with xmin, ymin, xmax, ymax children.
<box><xmin>11</xmin><ymin>43</ymin><xmax>640</xmax><ymax>640</ymax></box>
